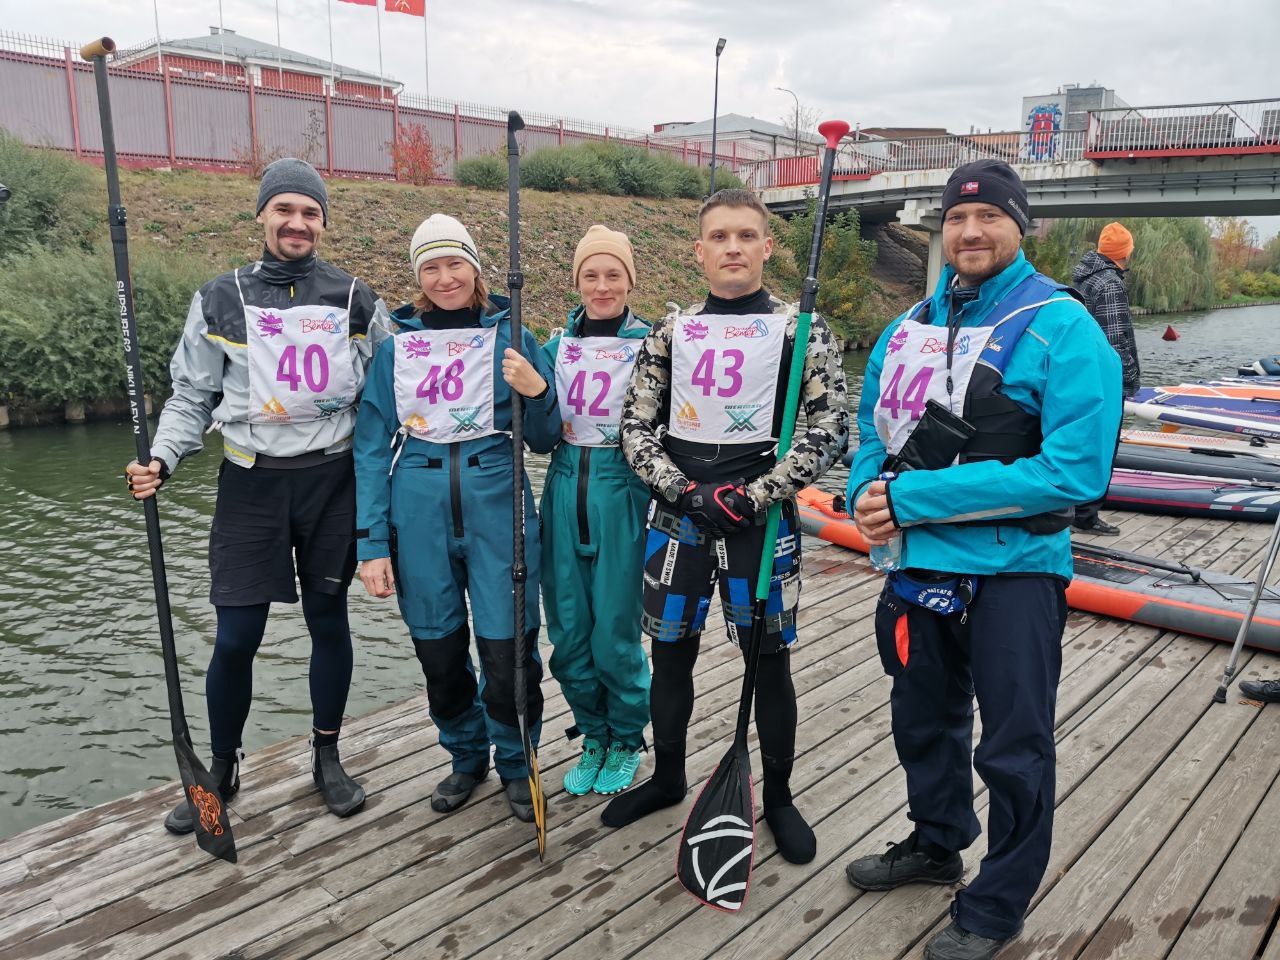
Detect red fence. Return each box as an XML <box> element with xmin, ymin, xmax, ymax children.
<box><xmin>0</xmin><ymin>33</ymin><xmax>768</xmax><ymax>183</ymax></box>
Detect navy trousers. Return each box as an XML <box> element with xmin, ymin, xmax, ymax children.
<box><xmin>874</xmin><ymin>574</ymin><xmax>1067</xmax><ymax>940</ymax></box>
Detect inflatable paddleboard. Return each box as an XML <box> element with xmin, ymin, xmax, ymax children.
<box><xmin>1125</xmin><ymin>397</ymin><xmax>1280</xmax><ymax>441</ymax></box>
<box><xmin>1149</xmin><ymin>383</ymin><xmax>1280</xmax><ymax>402</ymax></box>
<box><xmin>795</xmin><ymin>487</ymin><xmax>1280</xmax><ymax>651</ymax></box>
<box><xmin>1121</xmin><ymin>429</ymin><xmax>1280</xmax><ymax>456</ymax></box>
<box><xmin>1105</xmin><ymin>469</ymin><xmax>1280</xmax><ymax>521</ymax></box>
<box><xmin>1114</xmin><ymin>442</ymin><xmax>1280</xmax><ymax>484</ymax></box>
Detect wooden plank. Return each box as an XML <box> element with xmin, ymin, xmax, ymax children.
<box><xmin>1165</xmin><ymin>711</ymin><xmax>1280</xmax><ymax>960</ymax></box>
<box><xmin>0</xmin><ymin>898</ymin><xmax>64</xmax><ymax>953</ymax></box>
<box><xmin>1075</xmin><ymin>698</ymin><xmax>1280</xmax><ymax>959</ymax></box>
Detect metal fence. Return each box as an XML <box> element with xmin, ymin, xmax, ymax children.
<box><xmin>1085</xmin><ymin>98</ymin><xmax>1280</xmax><ymax>158</ymax></box>
<box><xmin>0</xmin><ymin>30</ymin><xmax>768</xmax><ymax>183</ymax></box>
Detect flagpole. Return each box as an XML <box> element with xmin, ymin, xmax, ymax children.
<box><xmin>217</xmin><ymin>0</ymin><xmax>227</xmax><ymax>79</ymax></box>
<box><xmin>274</xmin><ymin>0</ymin><xmax>284</xmax><ymax>86</ymax></box>
<box><xmin>327</xmin><ymin>0</ymin><xmax>336</xmax><ymax>93</ymax></box>
<box><xmin>375</xmin><ymin>0</ymin><xmax>385</xmax><ymax>101</ymax></box>
<box><xmin>422</xmin><ymin>4</ymin><xmax>428</xmax><ymax>100</ymax></box>
<box><xmin>151</xmin><ymin>0</ymin><xmax>164</xmax><ymax>74</ymax></box>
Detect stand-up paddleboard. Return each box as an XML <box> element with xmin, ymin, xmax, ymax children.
<box><xmin>795</xmin><ymin>487</ymin><xmax>1280</xmax><ymax>651</ymax></box>
<box><xmin>1149</xmin><ymin>383</ymin><xmax>1280</xmax><ymax>402</ymax></box>
<box><xmin>1114</xmin><ymin>443</ymin><xmax>1280</xmax><ymax>485</ymax></box>
<box><xmin>1121</xmin><ymin>429</ymin><xmax>1280</xmax><ymax>456</ymax></box>
<box><xmin>1106</xmin><ymin>469</ymin><xmax>1280</xmax><ymax>521</ymax></box>
<box><xmin>1126</xmin><ymin>395</ymin><xmax>1280</xmax><ymax>442</ymax></box>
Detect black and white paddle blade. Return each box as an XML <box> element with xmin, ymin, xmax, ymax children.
<box><xmin>173</xmin><ymin>734</ymin><xmax>237</xmax><ymax>863</ymax></box>
<box><xmin>676</xmin><ymin>743</ymin><xmax>755</xmax><ymax>911</ymax></box>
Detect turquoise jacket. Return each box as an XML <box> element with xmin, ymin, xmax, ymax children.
<box><xmin>542</xmin><ymin>305</ymin><xmax>651</xmax><ymax>480</ymax></box>
<box><xmin>354</xmin><ymin>294</ymin><xmax>559</xmax><ymax>562</ymax></box>
<box><xmin>846</xmin><ymin>251</ymin><xmax>1122</xmax><ymax>579</ymax></box>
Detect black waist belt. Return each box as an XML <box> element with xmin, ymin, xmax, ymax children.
<box><xmin>254</xmin><ymin>449</ymin><xmax>352</xmax><ymax>470</ymax></box>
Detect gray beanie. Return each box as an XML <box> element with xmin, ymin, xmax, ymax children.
<box><xmin>256</xmin><ymin>158</ymin><xmax>329</xmax><ymax>225</ymax></box>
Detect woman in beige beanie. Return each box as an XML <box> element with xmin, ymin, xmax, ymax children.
<box><xmin>540</xmin><ymin>225</ymin><xmax>653</xmax><ymax>797</ymax></box>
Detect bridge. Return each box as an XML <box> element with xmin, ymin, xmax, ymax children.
<box><xmin>751</xmin><ymin>98</ymin><xmax>1280</xmax><ymax>290</ymax></box>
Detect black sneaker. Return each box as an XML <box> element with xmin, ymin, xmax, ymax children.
<box><xmin>1074</xmin><ymin>518</ymin><xmax>1121</xmax><ymax>536</ymax></box>
<box><xmin>845</xmin><ymin>832</ymin><xmax>963</xmax><ymax>891</ymax></box>
<box><xmin>162</xmin><ymin>754</ymin><xmax>240</xmax><ymax>835</ymax></box>
<box><xmin>1240</xmin><ymin>678</ymin><xmax>1280</xmax><ymax>703</ymax></box>
<box><xmin>924</xmin><ymin>919</ymin><xmax>1018</xmax><ymax>960</ymax></box>
<box><xmin>431</xmin><ymin>767</ymin><xmax>489</xmax><ymax>813</ymax></box>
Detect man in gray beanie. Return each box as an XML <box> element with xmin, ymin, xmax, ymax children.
<box><xmin>126</xmin><ymin>157</ymin><xmax>391</xmax><ymax>833</ymax></box>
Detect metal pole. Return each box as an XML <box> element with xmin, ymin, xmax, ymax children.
<box><xmin>274</xmin><ymin>0</ymin><xmax>284</xmax><ymax>88</ymax></box>
<box><xmin>1212</xmin><ymin>508</ymin><xmax>1280</xmax><ymax>703</ymax></box>
<box><xmin>709</xmin><ymin>37</ymin><xmax>725</xmax><ymax>195</ymax></box>
<box><xmin>151</xmin><ymin>0</ymin><xmax>164</xmax><ymax>75</ymax></box>
<box><xmin>422</xmin><ymin>5</ymin><xmax>429</xmax><ymax>100</ymax></box>
<box><xmin>776</xmin><ymin>86</ymin><xmax>799</xmax><ymax>155</ymax></box>
<box><xmin>375</xmin><ymin>0</ymin><xmax>385</xmax><ymax>101</ymax></box>
<box><xmin>217</xmin><ymin>0</ymin><xmax>227</xmax><ymax>79</ymax></box>
<box><xmin>327</xmin><ymin>0</ymin><xmax>335</xmax><ymax>93</ymax></box>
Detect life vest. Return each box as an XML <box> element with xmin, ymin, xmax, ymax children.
<box><xmin>888</xmin><ymin>272</ymin><xmax>1082</xmax><ymax>534</ymax></box>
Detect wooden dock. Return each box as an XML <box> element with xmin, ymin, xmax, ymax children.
<box><xmin>3</xmin><ymin>506</ymin><xmax>1280</xmax><ymax>960</ymax></box>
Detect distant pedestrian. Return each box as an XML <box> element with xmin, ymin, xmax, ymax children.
<box><xmin>1071</xmin><ymin>221</ymin><xmax>1138</xmax><ymax>536</ymax></box>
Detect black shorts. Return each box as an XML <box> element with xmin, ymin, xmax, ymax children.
<box><xmin>208</xmin><ymin>454</ymin><xmax>357</xmax><ymax>606</ymax></box>
<box><xmin>639</xmin><ymin>499</ymin><xmax>802</xmax><ymax>653</ymax></box>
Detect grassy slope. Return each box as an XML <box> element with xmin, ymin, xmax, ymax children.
<box><xmin>117</xmin><ymin>167</ymin><xmax>913</xmax><ymax>340</ymax></box>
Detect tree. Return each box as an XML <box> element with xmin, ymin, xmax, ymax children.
<box><xmin>778</xmin><ymin>101</ymin><xmax>821</xmax><ymax>157</ymax></box>
<box><xmin>782</xmin><ymin>197</ymin><xmax>878</xmax><ymax>342</ymax></box>
<box><xmin>1210</xmin><ymin>216</ymin><xmax>1259</xmax><ymax>272</ymax></box>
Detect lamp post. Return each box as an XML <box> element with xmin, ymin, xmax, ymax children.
<box><xmin>709</xmin><ymin>37</ymin><xmax>726</xmax><ymax>196</ymax></box>
<box><xmin>776</xmin><ymin>86</ymin><xmax>799</xmax><ymax>156</ymax></box>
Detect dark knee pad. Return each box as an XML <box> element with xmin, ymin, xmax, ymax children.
<box><xmin>476</xmin><ymin>631</ymin><xmax>544</xmax><ymax>728</ymax></box>
<box><xmin>412</xmin><ymin>626</ymin><xmax>476</xmax><ymax>721</ymax></box>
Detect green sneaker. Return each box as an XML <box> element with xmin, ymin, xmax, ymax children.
<box><xmin>563</xmin><ymin>738</ymin><xmax>606</xmax><ymax>796</ymax></box>
<box><xmin>593</xmin><ymin>742</ymin><xmax>642</xmax><ymax>795</ymax></box>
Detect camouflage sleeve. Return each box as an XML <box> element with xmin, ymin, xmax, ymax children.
<box><xmin>745</xmin><ymin>313</ymin><xmax>850</xmax><ymax>509</ymax></box>
<box><xmin>620</xmin><ymin>310</ymin><xmax>687</xmax><ymax>494</ymax></box>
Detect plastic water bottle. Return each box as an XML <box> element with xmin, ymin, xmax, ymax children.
<box><xmin>868</xmin><ymin>471</ymin><xmax>902</xmax><ymax>573</ymax></box>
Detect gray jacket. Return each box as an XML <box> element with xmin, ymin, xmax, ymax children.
<box><xmin>1073</xmin><ymin>249</ymin><xmax>1140</xmax><ymax>396</ymax></box>
<box><xmin>151</xmin><ymin>251</ymin><xmax>391</xmax><ymax>473</ymax></box>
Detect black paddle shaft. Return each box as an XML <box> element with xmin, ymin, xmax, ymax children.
<box><xmin>85</xmin><ymin>40</ymin><xmax>235</xmax><ymax>862</ymax></box>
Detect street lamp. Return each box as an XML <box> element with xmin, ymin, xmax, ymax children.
<box><xmin>709</xmin><ymin>37</ymin><xmax>726</xmax><ymax>196</ymax></box>
<box><xmin>776</xmin><ymin>86</ymin><xmax>799</xmax><ymax>156</ymax></box>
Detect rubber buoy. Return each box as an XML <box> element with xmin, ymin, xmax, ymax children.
<box><xmin>1162</xmin><ymin>325</ymin><xmax>1179</xmax><ymax>341</ymax></box>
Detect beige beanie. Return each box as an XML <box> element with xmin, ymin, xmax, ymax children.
<box><xmin>572</xmin><ymin>224</ymin><xmax>636</xmax><ymax>287</ymax></box>
<box><xmin>410</xmin><ymin>214</ymin><xmax>481</xmax><ymax>279</ymax></box>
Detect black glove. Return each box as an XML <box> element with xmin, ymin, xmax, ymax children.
<box><xmin>678</xmin><ymin>480</ymin><xmax>755</xmax><ymax>538</ymax></box>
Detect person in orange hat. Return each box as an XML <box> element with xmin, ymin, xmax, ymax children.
<box><xmin>1070</xmin><ymin>221</ymin><xmax>1137</xmax><ymax>535</ymax></box>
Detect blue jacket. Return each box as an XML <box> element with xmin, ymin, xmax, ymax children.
<box><xmin>847</xmin><ymin>251</ymin><xmax>1122</xmax><ymax>579</ymax></box>
<box><xmin>355</xmin><ymin>294</ymin><xmax>559</xmax><ymax>561</ymax></box>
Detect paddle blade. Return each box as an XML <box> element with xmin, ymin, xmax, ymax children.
<box><xmin>677</xmin><ymin>744</ymin><xmax>755</xmax><ymax>911</ymax></box>
<box><xmin>518</xmin><ymin>718</ymin><xmax>547</xmax><ymax>859</ymax></box>
<box><xmin>173</xmin><ymin>735</ymin><xmax>236</xmax><ymax>863</ymax></box>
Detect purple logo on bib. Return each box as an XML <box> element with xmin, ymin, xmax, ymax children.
<box><xmin>886</xmin><ymin>327</ymin><xmax>908</xmax><ymax>355</ymax></box>
<box><xmin>257</xmin><ymin>312</ymin><xmax>284</xmax><ymax>338</ymax></box>
<box><xmin>564</xmin><ymin>342</ymin><xmax>584</xmax><ymax>365</ymax></box>
<box><xmin>594</xmin><ymin>345</ymin><xmax>635</xmax><ymax>362</ymax></box>
<box><xmin>724</xmin><ymin>318</ymin><xmax>769</xmax><ymax>339</ymax></box>
<box><xmin>405</xmin><ymin>336</ymin><xmax>432</xmax><ymax>359</ymax></box>
<box><xmin>682</xmin><ymin>320</ymin><xmax>709</xmax><ymax>342</ymax></box>
<box><xmin>302</xmin><ymin>313</ymin><xmax>341</xmax><ymax>334</ymax></box>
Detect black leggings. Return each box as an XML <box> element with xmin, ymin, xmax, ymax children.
<box><xmin>206</xmin><ymin>590</ymin><xmax>353</xmax><ymax>757</ymax></box>
<box><xmin>650</xmin><ymin>636</ymin><xmax>797</xmax><ymax>800</ymax></box>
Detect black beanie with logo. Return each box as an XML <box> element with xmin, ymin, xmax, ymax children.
<box><xmin>941</xmin><ymin>159</ymin><xmax>1029</xmax><ymax>234</ymax></box>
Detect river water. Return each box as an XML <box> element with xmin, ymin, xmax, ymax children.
<box><xmin>0</xmin><ymin>302</ymin><xmax>1275</xmax><ymax>839</ymax></box>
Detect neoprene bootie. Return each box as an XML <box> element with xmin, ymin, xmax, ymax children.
<box><xmin>312</xmin><ymin>743</ymin><xmax>366</xmax><ymax>817</ymax></box>
<box><xmin>431</xmin><ymin>767</ymin><xmax>488</xmax><ymax>813</ymax></box>
<box><xmin>162</xmin><ymin>754</ymin><xmax>240</xmax><ymax>835</ymax></box>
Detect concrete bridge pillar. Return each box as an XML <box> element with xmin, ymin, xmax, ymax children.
<box><xmin>898</xmin><ymin>202</ymin><xmax>944</xmax><ymax>294</ymax></box>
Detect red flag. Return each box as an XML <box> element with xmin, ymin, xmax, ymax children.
<box><xmin>338</xmin><ymin>0</ymin><xmax>377</xmax><ymax>5</ymax></box>
<box><xmin>385</xmin><ymin>0</ymin><xmax>424</xmax><ymax>14</ymax></box>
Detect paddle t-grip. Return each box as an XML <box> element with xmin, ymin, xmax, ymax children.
<box><xmin>80</xmin><ymin>37</ymin><xmax>116</xmax><ymax>61</ymax></box>
<box><xmin>818</xmin><ymin>120</ymin><xmax>850</xmax><ymax>152</ymax></box>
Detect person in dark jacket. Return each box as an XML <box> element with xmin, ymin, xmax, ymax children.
<box><xmin>1070</xmin><ymin>221</ymin><xmax>1138</xmax><ymax>535</ymax></box>
<box><xmin>125</xmin><ymin>158</ymin><xmax>391</xmax><ymax>833</ymax></box>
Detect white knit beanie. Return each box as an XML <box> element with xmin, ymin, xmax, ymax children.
<box><xmin>410</xmin><ymin>214</ymin><xmax>482</xmax><ymax>279</ymax></box>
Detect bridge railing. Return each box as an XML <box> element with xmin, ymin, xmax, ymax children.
<box><xmin>742</xmin><ymin>129</ymin><xmax>1088</xmax><ymax>190</ymax></box>
<box><xmin>1085</xmin><ymin>98</ymin><xmax>1280</xmax><ymax>158</ymax></box>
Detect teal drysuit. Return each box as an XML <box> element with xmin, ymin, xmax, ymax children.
<box><xmin>540</xmin><ymin>306</ymin><xmax>652</xmax><ymax>748</ymax></box>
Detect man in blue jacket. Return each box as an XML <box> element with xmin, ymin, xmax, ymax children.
<box><xmin>843</xmin><ymin>160</ymin><xmax>1121</xmax><ymax>960</ymax></box>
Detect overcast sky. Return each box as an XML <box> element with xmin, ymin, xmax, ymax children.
<box><xmin>4</xmin><ymin>0</ymin><xmax>1278</xmax><ymax>237</ymax></box>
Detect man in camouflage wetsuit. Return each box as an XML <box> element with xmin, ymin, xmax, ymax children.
<box><xmin>599</xmin><ymin>188</ymin><xmax>849</xmax><ymax>864</ymax></box>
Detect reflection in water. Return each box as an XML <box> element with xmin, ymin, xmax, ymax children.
<box><xmin>0</xmin><ymin>303</ymin><xmax>1273</xmax><ymax>837</ymax></box>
